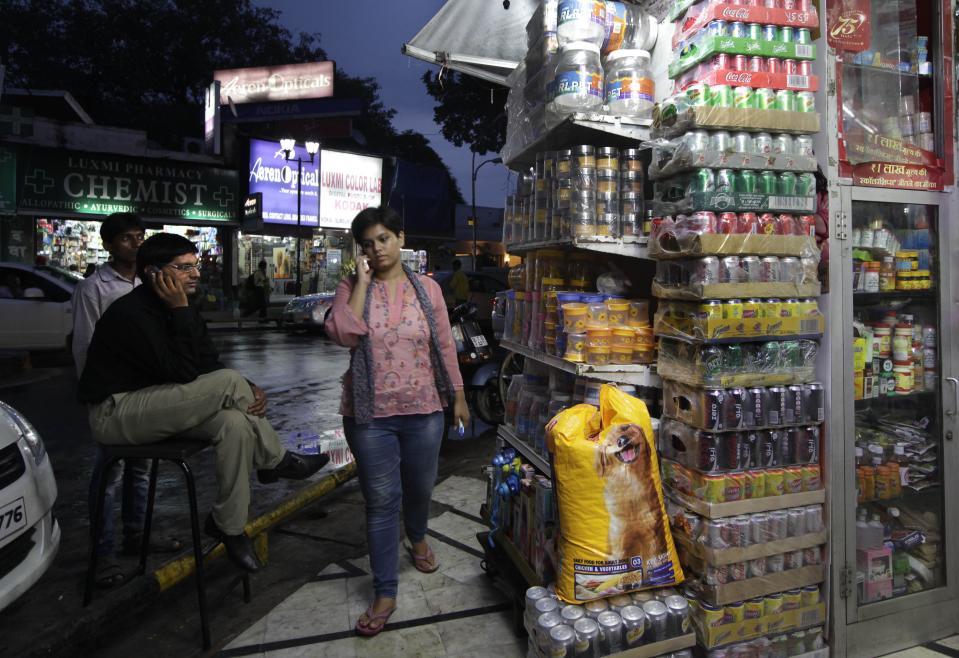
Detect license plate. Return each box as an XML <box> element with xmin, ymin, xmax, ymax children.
<box><xmin>471</xmin><ymin>335</ymin><xmax>489</xmax><ymax>348</ymax></box>
<box><xmin>0</xmin><ymin>497</ymin><xmax>27</xmax><ymax>543</ymax></box>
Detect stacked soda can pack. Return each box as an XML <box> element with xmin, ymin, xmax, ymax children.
<box><xmin>642</xmin><ymin>4</ymin><xmax>827</xmax><ymax>654</ymax></box>
<box><xmin>524</xmin><ymin>584</ymin><xmax>694</xmax><ymax>658</ymax></box>
<box><xmin>503</xmin><ymin>146</ymin><xmax>646</xmax><ymax>246</ymax></box>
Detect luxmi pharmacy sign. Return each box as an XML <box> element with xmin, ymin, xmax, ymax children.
<box><xmin>16</xmin><ymin>148</ymin><xmax>239</xmax><ymax>222</ymax></box>
<box><xmin>215</xmin><ymin>62</ymin><xmax>334</xmax><ymax>105</ymax></box>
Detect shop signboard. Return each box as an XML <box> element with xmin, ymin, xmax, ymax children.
<box><xmin>0</xmin><ymin>145</ymin><xmax>15</xmax><ymax>214</ymax></box>
<box><xmin>242</xmin><ymin>193</ymin><xmax>263</xmax><ymax>232</ymax></box>
<box><xmin>827</xmin><ymin>0</ymin><xmax>871</xmax><ymax>52</ymax></box>
<box><xmin>248</xmin><ymin>138</ymin><xmax>319</xmax><ymax>226</ymax></box>
<box><xmin>319</xmin><ymin>149</ymin><xmax>383</xmax><ymax>230</ymax></box>
<box><xmin>16</xmin><ymin>148</ymin><xmax>239</xmax><ymax>222</ymax></box>
<box><xmin>221</xmin><ymin>97</ymin><xmax>362</xmax><ymax>124</ymax></box>
<box><xmin>214</xmin><ymin>61</ymin><xmax>334</xmax><ymax>105</ymax></box>
<box><xmin>852</xmin><ymin>162</ymin><xmax>943</xmax><ymax>190</ymax></box>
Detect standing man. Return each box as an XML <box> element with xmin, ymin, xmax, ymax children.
<box><xmin>449</xmin><ymin>259</ymin><xmax>470</xmax><ymax>306</ymax></box>
<box><xmin>243</xmin><ymin>260</ymin><xmax>271</xmax><ymax>321</ymax></box>
<box><xmin>72</xmin><ymin>213</ymin><xmax>180</xmax><ymax>589</ymax></box>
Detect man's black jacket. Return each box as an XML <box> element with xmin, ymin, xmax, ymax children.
<box><xmin>78</xmin><ymin>285</ymin><xmax>225</xmax><ymax>404</ymax></box>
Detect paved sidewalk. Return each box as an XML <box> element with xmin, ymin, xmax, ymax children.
<box><xmin>884</xmin><ymin>638</ymin><xmax>959</xmax><ymax>658</ymax></box>
<box><xmin>217</xmin><ymin>475</ymin><xmax>524</xmax><ymax>658</ymax></box>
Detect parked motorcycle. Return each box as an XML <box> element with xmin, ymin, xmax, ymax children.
<box><xmin>448</xmin><ymin>301</ymin><xmax>505</xmax><ymax>426</ymax></box>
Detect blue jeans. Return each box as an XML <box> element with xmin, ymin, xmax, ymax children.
<box><xmin>343</xmin><ymin>412</ymin><xmax>444</xmax><ymax>599</ymax></box>
<box><xmin>88</xmin><ymin>446</ymin><xmax>151</xmax><ymax>557</ymax></box>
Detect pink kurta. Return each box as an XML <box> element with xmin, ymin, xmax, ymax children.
<box><xmin>325</xmin><ymin>274</ymin><xmax>464</xmax><ymax>419</ymax></box>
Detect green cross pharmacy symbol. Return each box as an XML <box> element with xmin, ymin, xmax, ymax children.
<box><xmin>214</xmin><ymin>185</ymin><xmax>234</xmax><ymax>208</ymax></box>
<box><xmin>24</xmin><ymin>169</ymin><xmax>54</xmax><ymax>194</ymax></box>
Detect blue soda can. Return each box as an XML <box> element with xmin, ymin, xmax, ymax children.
<box><xmin>707</xmin><ymin>20</ymin><xmax>728</xmax><ymax>37</ymax></box>
<box><xmin>729</xmin><ymin>22</ymin><xmax>748</xmax><ymax>38</ymax></box>
<box><xmin>762</xmin><ymin>25</ymin><xmax>779</xmax><ymax>42</ymax></box>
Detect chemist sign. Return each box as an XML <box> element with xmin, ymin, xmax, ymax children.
<box><xmin>319</xmin><ymin>149</ymin><xmax>383</xmax><ymax>230</ymax></box>
<box><xmin>16</xmin><ymin>148</ymin><xmax>239</xmax><ymax>222</ymax></box>
<box><xmin>248</xmin><ymin>138</ymin><xmax>319</xmax><ymax>226</ymax></box>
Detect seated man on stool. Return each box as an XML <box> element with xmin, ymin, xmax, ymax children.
<box><xmin>79</xmin><ymin>233</ymin><xmax>328</xmax><ymax>573</ymax></box>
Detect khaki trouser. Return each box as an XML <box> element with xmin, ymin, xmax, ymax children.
<box><xmin>89</xmin><ymin>369</ymin><xmax>286</xmax><ymax>535</ymax></box>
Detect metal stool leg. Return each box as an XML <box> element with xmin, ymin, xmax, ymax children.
<box><xmin>84</xmin><ymin>456</ymin><xmax>121</xmax><ymax>607</ymax></box>
<box><xmin>137</xmin><ymin>458</ymin><xmax>160</xmax><ymax>575</ymax></box>
<box><xmin>177</xmin><ymin>459</ymin><xmax>211</xmax><ymax>651</ymax></box>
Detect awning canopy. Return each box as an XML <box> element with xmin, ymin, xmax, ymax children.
<box><xmin>402</xmin><ymin>0</ymin><xmax>539</xmax><ymax>86</ymax></box>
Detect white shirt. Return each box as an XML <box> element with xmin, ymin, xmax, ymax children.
<box><xmin>71</xmin><ymin>263</ymin><xmax>140</xmax><ymax>377</ymax></box>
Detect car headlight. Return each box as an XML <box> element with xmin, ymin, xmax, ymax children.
<box><xmin>0</xmin><ymin>401</ymin><xmax>46</xmax><ymax>465</ymax></box>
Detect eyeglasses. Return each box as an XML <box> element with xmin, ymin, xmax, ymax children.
<box><xmin>168</xmin><ymin>263</ymin><xmax>201</xmax><ymax>273</ymax></box>
<box><xmin>117</xmin><ymin>233</ymin><xmax>146</xmax><ymax>244</ymax></box>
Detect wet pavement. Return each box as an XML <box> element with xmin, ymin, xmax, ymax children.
<box><xmin>0</xmin><ymin>329</ymin><xmax>499</xmax><ymax>657</ymax></box>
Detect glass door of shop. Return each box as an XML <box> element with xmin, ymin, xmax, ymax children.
<box><xmin>836</xmin><ymin>187</ymin><xmax>959</xmax><ymax>655</ymax></box>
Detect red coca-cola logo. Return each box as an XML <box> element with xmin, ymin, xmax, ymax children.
<box><xmin>721</xmin><ymin>8</ymin><xmax>752</xmax><ymax>19</ymax></box>
<box><xmin>724</xmin><ymin>72</ymin><xmax>755</xmax><ymax>84</ymax></box>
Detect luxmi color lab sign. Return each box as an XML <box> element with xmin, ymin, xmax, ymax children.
<box><xmin>319</xmin><ymin>150</ymin><xmax>383</xmax><ymax>230</ymax></box>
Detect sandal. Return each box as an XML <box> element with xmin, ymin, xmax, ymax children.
<box><xmin>95</xmin><ymin>557</ymin><xmax>127</xmax><ymax>589</ymax></box>
<box><xmin>407</xmin><ymin>543</ymin><xmax>440</xmax><ymax>573</ymax></box>
<box><xmin>355</xmin><ymin>603</ymin><xmax>397</xmax><ymax>637</ymax></box>
<box><xmin>120</xmin><ymin>534</ymin><xmax>184</xmax><ymax>556</ymax></box>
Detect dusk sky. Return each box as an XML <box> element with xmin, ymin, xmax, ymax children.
<box><xmin>257</xmin><ymin>0</ymin><xmax>513</xmax><ymax>210</ymax></box>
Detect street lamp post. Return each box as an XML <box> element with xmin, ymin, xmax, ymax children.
<box><xmin>280</xmin><ymin>138</ymin><xmax>320</xmax><ymax>295</ymax></box>
<box><xmin>471</xmin><ymin>155</ymin><xmax>503</xmax><ymax>272</ymax></box>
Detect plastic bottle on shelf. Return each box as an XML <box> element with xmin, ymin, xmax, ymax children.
<box><xmin>505</xmin><ymin>374</ymin><xmax>526</xmax><ymax>428</ymax></box>
<box><xmin>551</xmin><ymin>41</ymin><xmax>604</xmax><ymax>113</ymax></box>
<box><xmin>855</xmin><ymin>508</ymin><xmax>869</xmax><ymax>548</ymax></box>
<box><xmin>867</xmin><ymin>514</ymin><xmax>885</xmax><ymax>549</ymax></box>
<box><xmin>604</xmin><ymin>49</ymin><xmax>654</xmax><ymax>118</ymax></box>
<box><xmin>529</xmin><ymin>394</ymin><xmax>551</xmax><ymax>455</ymax></box>
<box><xmin>556</xmin><ymin>0</ymin><xmax>606</xmax><ymax>46</ymax></box>
<box><xmin>515</xmin><ymin>378</ymin><xmax>540</xmax><ymax>442</ymax></box>
<box><xmin>879</xmin><ymin>256</ymin><xmax>897</xmax><ymax>292</ymax></box>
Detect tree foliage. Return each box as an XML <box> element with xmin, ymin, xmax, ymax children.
<box><xmin>422</xmin><ymin>70</ymin><xmax>508</xmax><ymax>156</ymax></box>
<box><xmin>0</xmin><ymin>0</ymin><xmax>462</xmax><ymax>199</ymax></box>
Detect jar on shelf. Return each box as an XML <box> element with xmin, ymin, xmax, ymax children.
<box><xmin>572</xmin><ymin>191</ymin><xmax>597</xmax><ymax>215</ymax></box>
<box><xmin>556</xmin><ymin>0</ymin><xmax>606</xmax><ymax>47</ymax></box>
<box><xmin>596</xmin><ymin>192</ymin><xmax>619</xmax><ymax>216</ymax></box>
<box><xmin>621</xmin><ymin>192</ymin><xmax>642</xmax><ymax>216</ymax></box>
<box><xmin>552</xmin><ymin>42</ymin><xmax>604</xmax><ymax>112</ymax></box>
<box><xmin>572</xmin><ymin>168</ymin><xmax>597</xmax><ymax>195</ymax></box>
<box><xmin>587</xmin><ymin>327</ymin><xmax>612</xmax><ymax>347</ymax></box>
<box><xmin>553</xmin><ymin>209</ymin><xmax>571</xmax><ymax>239</ymax></box>
<box><xmin>572</xmin><ymin>145</ymin><xmax>597</xmax><ymax>170</ymax></box>
<box><xmin>586</xmin><ymin>301</ymin><xmax>608</xmax><ymax>327</ymax></box>
<box><xmin>607</xmin><ymin>299</ymin><xmax>630</xmax><ymax>326</ymax></box>
<box><xmin>543</xmin><ymin>150</ymin><xmax>557</xmax><ymax>179</ymax></box>
<box><xmin>628</xmin><ymin>300</ymin><xmax>649</xmax><ymax>327</ymax></box>
<box><xmin>879</xmin><ymin>256</ymin><xmax>896</xmax><ymax>292</ymax></box>
<box><xmin>554</xmin><ymin>178</ymin><xmax>572</xmax><ymax>209</ymax></box>
<box><xmin>565</xmin><ymin>332</ymin><xmax>588</xmax><ymax>362</ymax></box>
<box><xmin>604</xmin><ymin>49</ymin><xmax>654</xmax><ymax>118</ymax></box>
<box><xmin>863</xmin><ymin>261</ymin><xmax>880</xmax><ymax>292</ymax></box>
<box><xmin>597</xmin><ymin>147</ymin><xmax>619</xmax><ymax>170</ymax></box>
<box><xmin>610</xmin><ymin>346</ymin><xmax>633</xmax><ymax>364</ymax></box>
<box><xmin>597</xmin><ymin>169</ymin><xmax>620</xmax><ymax>194</ymax></box>
<box><xmin>611</xmin><ymin>328</ymin><xmax>635</xmax><ymax>347</ymax></box>
<box><xmin>893</xmin><ymin>324</ymin><xmax>913</xmax><ymax>362</ymax></box>
<box><xmin>568</xmin><ymin>253</ymin><xmax>593</xmax><ymax>290</ymax></box>
<box><xmin>586</xmin><ymin>345</ymin><xmax>611</xmax><ymax>365</ymax></box>
<box><xmin>597</xmin><ymin>213</ymin><xmax>620</xmax><ymax>237</ymax></box>
<box><xmin>621</xmin><ymin>213</ymin><xmax>641</xmax><ymax>238</ymax></box>
<box><xmin>572</xmin><ymin>211</ymin><xmax>596</xmax><ymax>237</ymax></box>
<box><xmin>621</xmin><ymin>170</ymin><xmax>643</xmax><ymax>194</ymax></box>
<box><xmin>557</xmin><ymin>149</ymin><xmax>573</xmax><ymax>176</ymax></box>
<box><xmin>621</xmin><ymin>148</ymin><xmax>643</xmax><ymax>173</ymax></box>
<box><xmin>534</xmin><ymin>192</ymin><xmax>550</xmax><ymax>240</ymax></box>
<box><xmin>562</xmin><ymin>303</ymin><xmax>588</xmax><ymax>333</ymax></box>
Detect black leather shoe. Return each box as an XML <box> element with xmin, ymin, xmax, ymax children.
<box><xmin>204</xmin><ymin>515</ymin><xmax>261</xmax><ymax>574</ymax></box>
<box><xmin>257</xmin><ymin>452</ymin><xmax>330</xmax><ymax>484</ymax></box>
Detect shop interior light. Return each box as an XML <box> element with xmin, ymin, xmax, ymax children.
<box><xmin>279</xmin><ymin>138</ymin><xmax>296</xmax><ymax>154</ymax></box>
<box><xmin>305</xmin><ymin>141</ymin><xmax>320</xmax><ymax>156</ymax></box>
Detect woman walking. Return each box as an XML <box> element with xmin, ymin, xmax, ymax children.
<box><xmin>326</xmin><ymin>207</ymin><xmax>469</xmax><ymax>637</ymax></box>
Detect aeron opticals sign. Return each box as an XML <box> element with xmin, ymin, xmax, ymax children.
<box><xmin>214</xmin><ymin>61</ymin><xmax>334</xmax><ymax>105</ymax></box>
<box><xmin>248</xmin><ymin>138</ymin><xmax>319</xmax><ymax>226</ymax></box>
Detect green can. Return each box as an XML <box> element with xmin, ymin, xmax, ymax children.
<box><xmin>694</xmin><ymin>167</ymin><xmax>717</xmax><ymax>193</ymax></box>
<box><xmin>775</xmin><ymin>89</ymin><xmax>796</xmax><ymax>112</ymax></box>
<box><xmin>686</xmin><ymin>82</ymin><xmax>710</xmax><ymax>106</ymax></box>
<box><xmin>760</xmin><ymin>170</ymin><xmax>779</xmax><ymax>194</ymax></box>
<box><xmin>781</xmin><ymin>340</ymin><xmax>802</xmax><ymax>368</ymax></box>
<box><xmin>724</xmin><ymin>344</ymin><xmax>745</xmax><ymax>372</ymax></box>
<box><xmin>710</xmin><ymin>84</ymin><xmax>734</xmax><ymax>108</ymax></box>
<box><xmin>796</xmin><ymin>172</ymin><xmax>817</xmax><ymax>196</ymax></box>
<box><xmin>779</xmin><ymin>26</ymin><xmax>794</xmax><ymax>43</ymax></box>
<box><xmin>754</xmin><ymin>87</ymin><xmax>776</xmax><ymax>110</ymax></box>
<box><xmin>748</xmin><ymin>23</ymin><xmax>763</xmax><ymax>40</ymax></box>
<box><xmin>702</xmin><ymin>346</ymin><xmax>725</xmax><ymax>379</ymax></box>
<box><xmin>733</xmin><ymin>86</ymin><xmax>755</xmax><ymax>109</ymax></box>
<box><xmin>737</xmin><ymin>170</ymin><xmax>758</xmax><ymax>194</ymax></box>
<box><xmin>779</xmin><ymin>171</ymin><xmax>798</xmax><ymax>195</ymax></box>
<box><xmin>796</xmin><ymin>28</ymin><xmax>812</xmax><ymax>45</ymax></box>
<box><xmin>761</xmin><ymin>341</ymin><xmax>781</xmax><ymax>371</ymax></box>
<box><xmin>797</xmin><ymin>91</ymin><xmax>816</xmax><ymax>113</ymax></box>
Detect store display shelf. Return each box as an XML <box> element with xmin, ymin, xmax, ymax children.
<box><xmin>852</xmin><ymin>289</ymin><xmax>935</xmax><ymax>303</ymax></box>
<box><xmin>697</xmin><ymin>564</ymin><xmax>826</xmax><ymax>606</ymax></box>
<box><xmin>505</xmin><ymin>236</ymin><xmax>651</xmax><ymax>259</ymax></box>
<box><xmin>857</xmin><ymin>486</ymin><xmax>940</xmax><ymax>507</ymax></box>
<box><xmin>497</xmin><ymin>425</ymin><xmax>551</xmax><ymax>477</ymax></box>
<box><xmin>854</xmin><ymin>390</ymin><xmax>937</xmax><ymax>411</ymax></box>
<box><xmin>675</xmin><ymin>530</ymin><xmax>828</xmax><ymax>566</ymax></box>
<box><xmin>503</xmin><ymin>114</ymin><xmax>652</xmax><ymax>170</ymax></box>
<box><xmin>649</xmin><ymin>150</ymin><xmax>818</xmax><ymax>181</ymax></box>
<box><xmin>500</xmin><ymin>339</ymin><xmax>662</xmax><ymax>387</ymax></box>
<box><xmin>843</xmin><ymin>62</ymin><xmax>932</xmax><ymax>79</ymax></box>
<box><xmin>478</xmin><ymin>528</ymin><xmax>543</xmax><ymax>587</ymax></box>
<box><xmin>668</xmin><ymin>488</ymin><xmax>826</xmax><ymax>519</ymax></box>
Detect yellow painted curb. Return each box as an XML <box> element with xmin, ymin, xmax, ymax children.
<box><xmin>154</xmin><ymin>462</ymin><xmax>357</xmax><ymax>591</ymax></box>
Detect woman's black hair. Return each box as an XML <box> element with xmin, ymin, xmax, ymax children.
<box><xmin>100</xmin><ymin>212</ymin><xmax>145</xmax><ymax>244</ymax></box>
<box><xmin>136</xmin><ymin>233</ymin><xmax>197</xmax><ymax>280</ymax></box>
<box><xmin>351</xmin><ymin>206</ymin><xmax>404</xmax><ymax>243</ymax></box>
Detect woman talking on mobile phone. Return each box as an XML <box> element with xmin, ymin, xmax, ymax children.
<box><xmin>325</xmin><ymin>206</ymin><xmax>469</xmax><ymax>637</ymax></box>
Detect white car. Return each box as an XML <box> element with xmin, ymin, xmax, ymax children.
<box><xmin>0</xmin><ymin>401</ymin><xmax>59</xmax><ymax>611</ymax></box>
<box><xmin>0</xmin><ymin>263</ymin><xmax>81</xmax><ymax>350</ymax></box>
<box><xmin>281</xmin><ymin>292</ymin><xmax>336</xmax><ymax>332</ymax></box>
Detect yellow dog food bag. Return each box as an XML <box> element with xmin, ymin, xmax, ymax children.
<box><xmin>546</xmin><ymin>384</ymin><xmax>683</xmax><ymax>603</ymax></box>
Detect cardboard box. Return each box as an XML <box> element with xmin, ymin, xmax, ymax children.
<box><xmin>862</xmin><ymin>579</ymin><xmax>893</xmax><ymax>603</ymax></box>
<box><xmin>697</xmin><ymin>564</ymin><xmax>826</xmax><ymax>605</ymax></box>
<box><xmin>675</xmin><ymin>530</ymin><xmax>828</xmax><ymax>566</ymax></box>
<box><xmin>666</xmin><ymin>485</ymin><xmax>826</xmax><ymax>520</ymax></box>
<box><xmin>857</xmin><ymin>546</ymin><xmax>893</xmax><ymax>583</ymax></box>
<box><xmin>653</xmin><ymin>280</ymin><xmax>822</xmax><ymax>301</ymax></box>
<box><xmin>693</xmin><ymin>602</ymin><xmax>826</xmax><ymax>648</ymax></box>
<box><xmin>649</xmin><ymin>147</ymin><xmax>818</xmax><ymax>181</ymax></box>
<box><xmin>650</xmin><ymin>232</ymin><xmax>819</xmax><ymax>260</ymax></box>
<box><xmin>654</xmin><ymin>105</ymin><xmax>821</xmax><ymax>139</ymax></box>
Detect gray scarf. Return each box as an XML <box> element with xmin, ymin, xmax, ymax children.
<box><xmin>351</xmin><ymin>263</ymin><xmax>457</xmax><ymax>425</ymax></box>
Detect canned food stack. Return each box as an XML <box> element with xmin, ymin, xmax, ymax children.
<box><xmin>525</xmin><ymin>584</ymin><xmax>694</xmax><ymax>657</ymax></box>
<box><xmin>654</xmin><ymin>299</ymin><xmax>824</xmax><ymax>341</ymax></box>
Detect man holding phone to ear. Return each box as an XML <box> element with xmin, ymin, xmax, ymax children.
<box><xmin>79</xmin><ymin>233</ymin><xmax>329</xmax><ymax>573</ymax></box>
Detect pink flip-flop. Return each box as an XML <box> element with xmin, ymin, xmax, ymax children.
<box><xmin>355</xmin><ymin>604</ymin><xmax>397</xmax><ymax>637</ymax></box>
<box><xmin>408</xmin><ymin>544</ymin><xmax>440</xmax><ymax>573</ymax></box>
